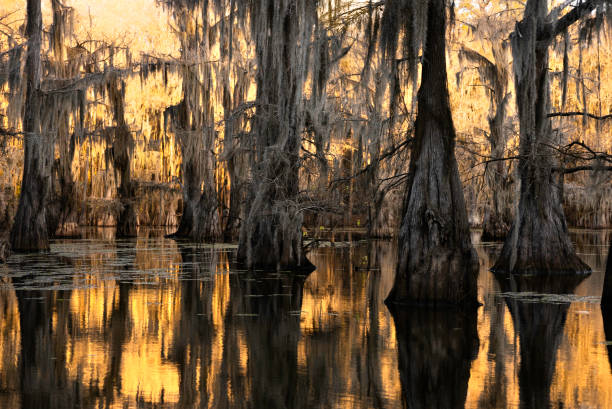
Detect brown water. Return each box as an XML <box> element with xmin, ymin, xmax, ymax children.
<box><xmin>0</xmin><ymin>229</ymin><xmax>610</xmax><ymax>409</ymax></box>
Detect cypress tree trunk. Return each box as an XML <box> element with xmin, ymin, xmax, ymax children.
<box><xmin>386</xmin><ymin>0</ymin><xmax>478</xmax><ymax>306</ymax></box>
<box><xmin>237</xmin><ymin>1</ymin><xmax>315</xmax><ymax>271</ymax></box>
<box><xmin>169</xmin><ymin>11</ymin><xmax>222</xmax><ymax>243</ymax></box>
<box><xmin>172</xmin><ymin>102</ymin><xmax>202</xmax><ymax>238</ymax></box>
<box><xmin>10</xmin><ymin>0</ymin><xmax>51</xmax><ymax>252</ymax></box>
<box><xmin>49</xmin><ymin>122</ymin><xmax>79</xmax><ymax>237</ymax></box>
<box><xmin>110</xmin><ymin>77</ymin><xmax>138</xmax><ymax>238</ymax></box>
<box><xmin>481</xmin><ymin>94</ymin><xmax>512</xmax><ymax>241</ymax></box>
<box><xmin>492</xmin><ymin>0</ymin><xmax>589</xmax><ymax>275</ymax></box>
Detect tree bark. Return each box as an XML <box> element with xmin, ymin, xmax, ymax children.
<box><xmin>237</xmin><ymin>1</ymin><xmax>315</xmax><ymax>271</ymax></box>
<box><xmin>170</xmin><ymin>70</ymin><xmax>221</xmax><ymax>243</ymax></box>
<box><xmin>481</xmin><ymin>90</ymin><xmax>512</xmax><ymax>241</ymax></box>
<box><xmin>10</xmin><ymin>0</ymin><xmax>52</xmax><ymax>252</ymax></box>
<box><xmin>386</xmin><ymin>0</ymin><xmax>478</xmax><ymax>306</ymax></box>
<box><xmin>492</xmin><ymin>0</ymin><xmax>590</xmax><ymax>275</ymax></box>
<box><xmin>109</xmin><ymin>77</ymin><xmax>138</xmax><ymax>238</ymax></box>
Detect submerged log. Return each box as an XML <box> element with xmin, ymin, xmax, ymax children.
<box><xmin>386</xmin><ymin>0</ymin><xmax>478</xmax><ymax>306</ymax></box>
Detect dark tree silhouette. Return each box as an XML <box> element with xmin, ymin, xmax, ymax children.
<box><xmin>493</xmin><ymin>0</ymin><xmax>611</xmax><ymax>275</ymax></box>
<box><xmin>389</xmin><ymin>305</ymin><xmax>479</xmax><ymax>408</ymax></box>
<box><xmin>10</xmin><ymin>0</ymin><xmax>52</xmax><ymax>251</ymax></box>
<box><xmin>384</xmin><ymin>0</ymin><xmax>478</xmax><ymax>306</ymax></box>
<box><xmin>495</xmin><ymin>274</ymin><xmax>587</xmax><ymax>408</ymax></box>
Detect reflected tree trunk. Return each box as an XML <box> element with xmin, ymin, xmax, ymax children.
<box><xmin>602</xmin><ymin>239</ymin><xmax>612</xmax><ymax>371</ymax></box>
<box><xmin>601</xmin><ymin>239</ymin><xmax>612</xmax><ymax>307</ymax></box>
<box><xmin>11</xmin><ymin>0</ymin><xmax>52</xmax><ymax>251</ymax></box>
<box><xmin>171</xmin><ymin>244</ymin><xmax>215</xmax><ymax>407</ymax></box>
<box><xmin>234</xmin><ymin>271</ymin><xmax>308</xmax><ymax>408</ymax></box>
<box><xmin>495</xmin><ymin>274</ymin><xmax>586</xmax><ymax>408</ymax></box>
<box><xmin>477</xmin><ymin>298</ymin><xmax>508</xmax><ymax>409</ymax></box>
<box><xmin>15</xmin><ymin>280</ymin><xmax>84</xmax><ymax>408</ymax></box>
<box><xmin>386</xmin><ymin>0</ymin><xmax>478</xmax><ymax>306</ymax></box>
<box><xmin>102</xmin><ymin>241</ymin><xmax>135</xmax><ymax>406</ymax></box>
<box><xmin>603</xmin><ymin>301</ymin><xmax>612</xmax><ymax>374</ymax></box>
<box><xmin>389</xmin><ymin>306</ymin><xmax>479</xmax><ymax>409</ymax></box>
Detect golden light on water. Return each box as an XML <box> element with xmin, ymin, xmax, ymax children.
<box><xmin>0</xmin><ymin>235</ymin><xmax>610</xmax><ymax>407</ymax></box>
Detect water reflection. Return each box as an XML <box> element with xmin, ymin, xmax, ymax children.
<box><xmin>15</xmin><ymin>276</ymin><xmax>82</xmax><ymax>409</ymax></box>
<box><xmin>603</xmin><ymin>305</ymin><xmax>612</xmax><ymax>373</ymax></box>
<box><xmin>494</xmin><ymin>275</ymin><xmax>586</xmax><ymax>409</ymax></box>
<box><xmin>0</xmin><ymin>230</ymin><xmax>610</xmax><ymax>408</ymax></box>
<box><xmin>390</xmin><ymin>306</ymin><xmax>478</xmax><ymax>408</ymax></box>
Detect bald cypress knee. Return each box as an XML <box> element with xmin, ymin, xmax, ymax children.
<box><xmin>386</xmin><ymin>0</ymin><xmax>478</xmax><ymax>306</ymax></box>
<box><xmin>11</xmin><ymin>0</ymin><xmax>52</xmax><ymax>252</ymax></box>
<box><xmin>492</xmin><ymin>0</ymin><xmax>590</xmax><ymax>275</ymax></box>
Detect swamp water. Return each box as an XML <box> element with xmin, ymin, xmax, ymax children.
<box><xmin>0</xmin><ymin>229</ymin><xmax>610</xmax><ymax>408</ymax></box>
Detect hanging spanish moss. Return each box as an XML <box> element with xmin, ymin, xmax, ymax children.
<box><xmin>457</xmin><ymin>3</ymin><xmax>514</xmax><ymax>241</ymax></box>
<box><xmin>10</xmin><ymin>0</ymin><xmax>51</xmax><ymax>252</ymax></box>
<box><xmin>162</xmin><ymin>1</ymin><xmax>221</xmax><ymax>242</ymax></box>
<box><xmin>236</xmin><ymin>0</ymin><xmax>318</xmax><ymax>271</ymax></box>
<box><xmin>492</xmin><ymin>0</ymin><xmax>612</xmax><ymax>275</ymax></box>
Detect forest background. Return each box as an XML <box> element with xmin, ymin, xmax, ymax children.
<box><xmin>0</xmin><ymin>0</ymin><xmax>610</xmax><ymax>246</ymax></box>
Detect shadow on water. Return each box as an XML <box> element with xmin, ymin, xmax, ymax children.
<box><xmin>389</xmin><ymin>306</ymin><xmax>479</xmax><ymax>409</ymax></box>
<box><xmin>494</xmin><ymin>274</ymin><xmax>587</xmax><ymax>409</ymax></box>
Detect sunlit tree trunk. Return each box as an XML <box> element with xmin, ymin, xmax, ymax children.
<box><xmin>10</xmin><ymin>0</ymin><xmax>52</xmax><ymax>251</ymax></box>
<box><xmin>47</xmin><ymin>0</ymin><xmax>80</xmax><ymax>238</ymax></box>
<box><xmin>386</xmin><ymin>0</ymin><xmax>478</xmax><ymax>306</ymax></box>
<box><xmin>492</xmin><ymin>0</ymin><xmax>590</xmax><ymax>274</ymax></box>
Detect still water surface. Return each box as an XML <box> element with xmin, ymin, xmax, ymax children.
<box><xmin>0</xmin><ymin>229</ymin><xmax>610</xmax><ymax>408</ymax></box>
